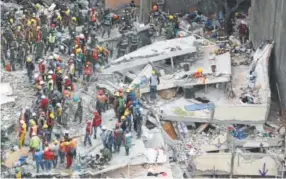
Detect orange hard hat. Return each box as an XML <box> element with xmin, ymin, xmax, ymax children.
<box><xmin>113</xmin><ymin>14</ymin><xmax>119</xmax><ymax>20</ymax></box>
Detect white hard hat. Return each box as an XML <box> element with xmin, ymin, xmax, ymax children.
<box><xmin>32</xmin><ymin>112</ymin><xmax>36</xmax><ymax>116</ymax></box>
<box><xmin>71</xmin><ymin>54</ymin><xmax>75</xmax><ymax>57</ymax></box>
<box><xmin>47</xmin><ymin>75</ymin><xmax>52</xmax><ymax>79</ymax></box>
<box><xmin>64</xmin><ymin>76</ymin><xmax>69</xmax><ymax>80</ymax></box>
<box><xmin>241</xmin><ymin>20</ymin><xmax>246</xmax><ymax>24</ymax></box>
<box><xmin>56</xmin><ymin>103</ymin><xmax>61</xmax><ymax>107</ymax></box>
<box><xmin>39</xmin><ymin>59</ymin><xmax>43</xmax><ymax>62</ymax></box>
<box><xmin>34</xmin><ymin>73</ymin><xmax>39</xmax><ymax>79</ymax></box>
<box><xmin>48</xmin><ymin>70</ymin><xmax>53</xmax><ymax>74</ymax></box>
<box><xmin>79</xmin><ymin>34</ymin><xmax>85</xmax><ymax>39</ymax></box>
<box><xmin>48</xmin><ymin>55</ymin><xmax>54</xmax><ymax>60</ymax></box>
<box><xmin>41</xmin><ymin>95</ymin><xmax>46</xmax><ymax>99</ymax></box>
<box><xmin>101</xmin><ymin>126</ymin><xmax>106</xmax><ymax>130</ymax></box>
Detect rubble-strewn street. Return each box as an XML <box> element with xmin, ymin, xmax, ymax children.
<box><xmin>1</xmin><ymin>0</ymin><xmax>286</xmax><ymax>178</ymax></box>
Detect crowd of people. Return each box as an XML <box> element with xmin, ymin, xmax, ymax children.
<box><xmin>0</xmin><ymin>0</ymin><xmax>160</xmax><ymax>176</ymax></box>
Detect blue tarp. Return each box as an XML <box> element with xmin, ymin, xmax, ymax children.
<box><xmin>184</xmin><ymin>103</ymin><xmax>215</xmax><ymax>111</ymax></box>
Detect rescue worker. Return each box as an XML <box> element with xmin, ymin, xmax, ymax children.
<box><xmin>59</xmin><ymin>140</ymin><xmax>65</xmax><ymax>164</ymax></box>
<box><xmin>84</xmin><ymin>121</ymin><xmax>93</xmax><ymax>146</ymax></box>
<box><xmin>96</xmin><ymin>90</ymin><xmax>107</xmax><ymax>115</ymax></box>
<box><xmin>117</xmin><ymin>33</ymin><xmax>129</xmax><ymax>58</ymax></box>
<box><xmin>117</xmin><ymin>92</ymin><xmax>126</xmax><ymax>121</ymax></box>
<box><xmin>19</xmin><ymin>120</ymin><xmax>27</xmax><ymax>148</ymax></box>
<box><xmin>113</xmin><ymin>123</ymin><xmax>124</xmax><ymax>153</ymax></box>
<box><xmin>65</xmin><ymin>140</ymin><xmax>73</xmax><ymax>169</ymax></box>
<box><xmin>38</xmin><ymin>59</ymin><xmax>46</xmax><ymax>79</ymax></box>
<box><xmin>101</xmin><ymin>10</ymin><xmax>112</xmax><ymax>38</ymax></box>
<box><xmin>34</xmin><ymin>40</ymin><xmax>45</xmax><ymax>62</ymax></box>
<box><xmin>52</xmin><ymin>140</ymin><xmax>59</xmax><ymax>168</ymax></box>
<box><xmin>123</xmin><ymin>129</ymin><xmax>132</xmax><ymax>156</ymax></box>
<box><xmin>74</xmin><ymin>98</ymin><xmax>83</xmax><ymax>123</ymax></box>
<box><xmin>68</xmin><ymin>60</ymin><xmax>75</xmax><ymax>83</ymax></box>
<box><xmin>10</xmin><ymin>41</ymin><xmax>17</xmax><ymax>71</ymax></box>
<box><xmin>237</xmin><ymin>20</ymin><xmax>249</xmax><ymax>44</ymax></box>
<box><xmin>149</xmin><ymin>70</ymin><xmax>160</xmax><ymax>100</ymax></box>
<box><xmin>45</xmin><ymin>31</ymin><xmax>56</xmax><ymax>54</ymax></box>
<box><xmin>165</xmin><ymin>16</ymin><xmax>176</xmax><ymax>39</ymax></box>
<box><xmin>29</xmin><ymin>132</ymin><xmax>41</xmax><ymax>153</ymax></box>
<box><xmin>34</xmin><ymin>149</ymin><xmax>44</xmax><ymax>173</ymax></box>
<box><xmin>29</xmin><ymin>120</ymin><xmax>38</xmax><ymax>138</ymax></box>
<box><xmin>129</xmin><ymin>32</ymin><xmax>139</xmax><ymax>52</ymax></box>
<box><xmin>56</xmin><ymin>103</ymin><xmax>62</xmax><ymax>124</ymax></box>
<box><xmin>26</xmin><ymin>56</ymin><xmax>35</xmax><ymax>82</ymax></box>
<box><xmin>43</xmin><ymin>148</ymin><xmax>54</xmax><ymax>171</ymax></box>
<box><xmin>92</xmin><ymin>111</ymin><xmax>102</xmax><ymax>139</ymax></box>
<box><xmin>39</xmin><ymin>11</ymin><xmax>47</xmax><ymax>25</ymax></box>
<box><xmin>15</xmin><ymin>168</ymin><xmax>22</xmax><ymax>179</ymax></box>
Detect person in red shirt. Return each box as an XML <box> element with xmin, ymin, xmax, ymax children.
<box><xmin>64</xmin><ymin>76</ymin><xmax>71</xmax><ymax>89</ymax></box>
<box><xmin>84</xmin><ymin>63</ymin><xmax>92</xmax><ymax>82</ymax></box>
<box><xmin>38</xmin><ymin>59</ymin><xmax>45</xmax><ymax>78</ymax></box>
<box><xmin>84</xmin><ymin>121</ymin><xmax>93</xmax><ymax>146</ymax></box>
<box><xmin>35</xmin><ymin>26</ymin><xmax>42</xmax><ymax>42</ymax></box>
<box><xmin>43</xmin><ymin>148</ymin><xmax>54</xmax><ymax>171</ymax></box>
<box><xmin>40</xmin><ymin>95</ymin><xmax>49</xmax><ymax>112</ymax></box>
<box><xmin>92</xmin><ymin>111</ymin><xmax>101</xmax><ymax>139</ymax></box>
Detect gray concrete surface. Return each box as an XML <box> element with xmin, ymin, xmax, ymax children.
<box><xmin>251</xmin><ymin>0</ymin><xmax>286</xmax><ymax>111</ymax></box>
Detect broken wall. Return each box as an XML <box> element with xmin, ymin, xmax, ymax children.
<box><xmin>251</xmin><ymin>0</ymin><xmax>286</xmax><ymax>112</ymax></box>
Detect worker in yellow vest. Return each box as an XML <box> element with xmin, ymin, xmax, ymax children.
<box><xmin>45</xmin><ymin>32</ymin><xmax>56</xmax><ymax>55</ymax></box>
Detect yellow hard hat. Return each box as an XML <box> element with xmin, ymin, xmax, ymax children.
<box><xmin>72</xmin><ymin>17</ymin><xmax>77</xmax><ymax>21</ymax></box>
<box><xmin>65</xmin><ymin>9</ymin><xmax>70</xmax><ymax>16</ymax></box>
<box><xmin>98</xmin><ymin>47</ymin><xmax>103</xmax><ymax>52</ymax></box>
<box><xmin>152</xmin><ymin>70</ymin><xmax>156</xmax><ymax>75</ymax></box>
<box><xmin>9</xmin><ymin>18</ymin><xmax>14</xmax><ymax>24</ymax></box>
<box><xmin>27</xmin><ymin>20</ymin><xmax>32</xmax><ymax>26</ymax></box>
<box><xmin>76</xmin><ymin>48</ymin><xmax>82</xmax><ymax>54</ymax></box>
<box><xmin>17</xmin><ymin>26</ymin><xmax>22</xmax><ymax>30</ymax></box>
<box><xmin>57</xmin><ymin>15</ymin><xmax>62</xmax><ymax>21</ymax></box>
<box><xmin>43</xmin><ymin>123</ymin><xmax>48</xmax><ymax>128</ymax></box>
<box><xmin>121</xmin><ymin>115</ymin><xmax>126</xmax><ymax>120</ymax></box>
<box><xmin>35</xmin><ymin>3</ymin><xmax>41</xmax><ymax>9</ymax></box>
<box><xmin>64</xmin><ymin>142</ymin><xmax>70</xmax><ymax>146</ymax></box>
<box><xmin>168</xmin><ymin>15</ymin><xmax>174</xmax><ymax>20</ymax></box>
<box><xmin>58</xmin><ymin>69</ymin><xmax>63</xmax><ymax>74</ymax></box>
<box><xmin>54</xmin><ymin>140</ymin><xmax>58</xmax><ymax>144</ymax></box>
<box><xmin>26</xmin><ymin>57</ymin><xmax>32</xmax><ymax>62</ymax></box>
<box><xmin>115</xmin><ymin>92</ymin><xmax>119</xmax><ymax>96</ymax></box>
<box><xmin>30</xmin><ymin>120</ymin><xmax>36</xmax><ymax>126</ymax></box>
<box><xmin>50</xmin><ymin>112</ymin><xmax>55</xmax><ymax>119</ymax></box>
<box><xmin>197</xmin><ymin>68</ymin><xmax>203</xmax><ymax>73</ymax></box>
<box><xmin>124</xmin><ymin>111</ymin><xmax>129</xmax><ymax>116</ymax></box>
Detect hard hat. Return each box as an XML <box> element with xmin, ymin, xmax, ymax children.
<box><xmin>54</xmin><ymin>140</ymin><xmax>58</xmax><ymax>144</ymax></box>
<box><xmin>34</xmin><ymin>73</ymin><xmax>39</xmax><ymax>79</ymax></box>
<box><xmin>57</xmin><ymin>15</ymin><xmax>62</xmax><ymax>20</ymax></box>
<box><xmin>30</xmin><ymin>120</ymin><xmax>36</xmax><ymax>126</ymax></box>
<box><xmin>115</xmin><ymin>92</ymin><xmax>120</xmax><ymax>96</ymax></box>
<box><xmin>47</xmin><ymin>75</ymin><xmax>52</xmax><ymax>79</ymax></box>
<box><xmin>98</xmin><ymin>47</ymin><xmax>103</xmax><ymax>52</ymax></box>
<box><xmin>64</xmin><ymin>142</ymin><xmax>70</xmax><ymax>146</ymax></box>
<box><xmin>43</xmin><ymin>123</ymin><xmax>48</xmax><ymax>128</ymax></box>
<box><xmin>168</xmin><ymin>15</ymin><xmax>174</xmax><ymax>20</ymax></box>
<box><xmin>39</xmin><ymin>59</ymin><xmax>43</xmax><ymax>62</ymax></box>
<box><xmin>50</xmin><ymin>112</ymin><xmax>55</xmax><ymax>119</ymax></box>
<box><xmin>197</xmin><ymin>67</ymin><xmax>203</xmax><ymax>73</ymax></box>
<box><xmin>17</xmin><ymin>26</ymin><xmax>21</xmax><ymax>30</ymax></box>
<box><xmin>41</xmin><ymin>95</ymin><xmax>46</xmax><ymax>99</ymax></box>
<box><xmin>73</xmin><ymin>96</ymin><xmax>79</xmax><ymax>102</ymax></box>
<box><xmin>35</xmin><ymin>3</ymin><xmax>41</xmax><ymax>9</ymax></box>
<box><xmin>48</xmin><ymin>70</ymin><xmax>53</xmax><ymax>74</ymax></box>
<box><xmin>32</xmin><ymin>112</ymin><xmax>36</xmax><ymax>116</ymax></box>
<box><xmin>101</xmin><ymin>126</ymin><xmax>106</xmax><ymax>130</ymax></box>
<box><xmin>113</xmin><ymin>14</ymin><xmax>119</xmax><ymax>20</ymax></box>
<box><xmin>48</xmin><ymin>55</ymin><xmax>54</xmax><ymax>60</ymax></box>
<box><xmin>36</xmin><ymin>26</ymin><xmax>41</xmax><ymax>30</ymax></box>
<box><xmin>15</xmin><ymin>168</ymin><xmax>20</xmax><ymax>173</ymax></box>
<box><xmin>79</xmin><ymin>34</ymin><xmax>85</xmax><ymax>39</ymax></box>
<box><xmin>26</xmin><ymin>57</ymin><xmax>32</xmax><ymax>62</ymax></box>
<box><xmin>121</xmin><ymin>115</ymin><xmax>126</xmax><ymax>120</ymax></box>
<box><xmin>64</xmin><ymin>76</ymin><xmax>69</xmax><ymax>80</ymax></box>
<box><xmin>72</xmin><ymin>17</ymin><xmax>77</xmax><ymax>21</ymax></box>
<box><xmin>124</xmin><ymin>111</ymin><xmax>129</xmax><ymax>116</ymax></box>
<box><xmin>71</xmin><ymin>53</ymin><xmax>75</xmax><ymax>57</ymax></box>
<box><xmin>32</xmin><ymin>132</ymin><xmax>36</xmax><ymax>136</ymax></box>
<box><xmin>58</xmin><ymin>69</ymin><xmax>63</xmax><ymax>74</ymax></box>
<box><xmin>126</xmin><ymin>89</ymin><xmax>131</xmax><ymax>93</ymax></box>
<box><xmin>56</xmin><ymin>103</ymin><xmax>61</xmax><ymax>107</ymax></box>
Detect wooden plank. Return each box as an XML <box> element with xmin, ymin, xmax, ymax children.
<box><xmin>4</xmin><ymin>147</ymin><xmax>30</xmax><ymax>168</ymax></box>
<box><xmin>162</xmin><ymin>122</ymin><xmax>177</xmax><ymax>140</ymax></box>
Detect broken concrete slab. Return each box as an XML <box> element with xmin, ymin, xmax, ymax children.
<box><xmin>0</xmin><ymin>83</ymin><xmax>13</xmax><ymax>96</ymax></box>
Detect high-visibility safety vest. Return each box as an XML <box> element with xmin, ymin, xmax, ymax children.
<box><xmin>48</xmin><ymin>34</ymin><xmax>56</xmax><ymax>43</ymax></box>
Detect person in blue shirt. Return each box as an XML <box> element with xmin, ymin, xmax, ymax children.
<box><xmin>34</xmin><ymin>149</ymin><xmax>45</xmax><ymax>173</ymax></box>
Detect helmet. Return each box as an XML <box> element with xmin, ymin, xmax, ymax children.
<box><xmin>79</xmin><ymin>34</ymin><xmax>85</xmax><ymax>39</ymax></box>
<box><xmin>15</xmin><ymin>168</ymin><xmax>20</xmax><ymax>173</ymax></box>
<box><xmin>43</xmin><ymin>123</ymin><xmax>48</xmax><ymax>128</ymax></box>
<box><xmin>26</xmin><ymin>57</ymin><xmax>32</xmax><ymax>62</ymax></box>
<box><xmin>36</xmin><ymin>26</ymin><xmax>41</xmax><ymax>30</ymax></box>
<box><xmin>101</xmin><ymin>126</ymin><xmax>106</xmax><ymax>130</ymax></box>
<box><xmin>64</xmin><ymin>76</ymin><xmax>69</xmax><ymax>80</ymax></box>
<box><xmin>72</xmin><ymin>17</ymin><xmax>77</xmax><ymax>21</ymax></box>
<box><xmin>50</xmin><ymin>112</ymin><xmax>55</xmax><ymax>119</ymax></box>
<box><xmin>124</xmin><ymin>111</ymin><xmax>129</xmax><ymax>116</ymax></box>
<box><xmin>73</xmin><ymin>96</ymin><xmax>79</xmax><ymax>102</ymax></box>
<box><xmin>39</xmin><ymin>59</ymin><xmax>43</xmax><ymax>63</ymax></box>
<box><xmin>168</xmin><ymin>15</ymin><xmax>174</xmax><ymax>20</ymax></box>
<box><xmin>115</xmin><ymin>92</ymin><xmax>120</xmax><ymax>97</ymax></box>
<box><xmin>32</xmin><ymin>112</ymin><xmax>36</xmax><ymax>117</ymax></box>
<box><xmin>98</xmin><ymin>47</ymin><xmax>103</xmax><ymax>52</ymax></box>
<box><xmin>30</xmin><ymin>120</ymin><xmax>36</xmax><ymax>126</ymax></box>
<box><xmin>113</xmin><ymin>14</ymin><xmax>119</xmax><ymax>20</ymax></box>
<box><xmin>48</xmin><ymin>56</ymin><xmax>54</xmax><ymax>60</ymax></box>
<box><xmin>54</xmin><ymin>140</ymin><xmax>58</xmax><ymax>144</ymax></box>
<box><xmin>41</xmin><ymin>95</ymin><xmax>46</xmax><ymax>99</ymax></box>
<box><xmin>197</xmin><ymin>67</ymin><xmax>203</xmax><ymax>73</ymax></box>
<box><xmin>47</xmin><ymin>75</ymin><xmax>52</xmax><ymax>79</ymax></box>
<box><xmin>152</xmin><ymin>70</ymin><xmax>156</xmax><ymax>75</ymax></box>
<box><xmin>121</xmin><ymin>115</ymin><xmax>126</xmax><ymax>120</ymax></box>
<box><xmin>71</xmin><ymin>53</ymin><xmax>75</xmax><ymax>57</ymax></box>
<box><xmin>57</xmin><ymin>69</ymin><xmax>63</xmax><ymax>74</ymax></box>
<box><xmin>56</xmin><ymin>103</ymin><xmax>61</xmax><ymax>107</ymax></box>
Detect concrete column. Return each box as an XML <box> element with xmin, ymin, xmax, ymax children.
<box><xmin>140</xmin><ymin>0</ymin><xmax>152</xmax><ymax>24</ymax></box>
